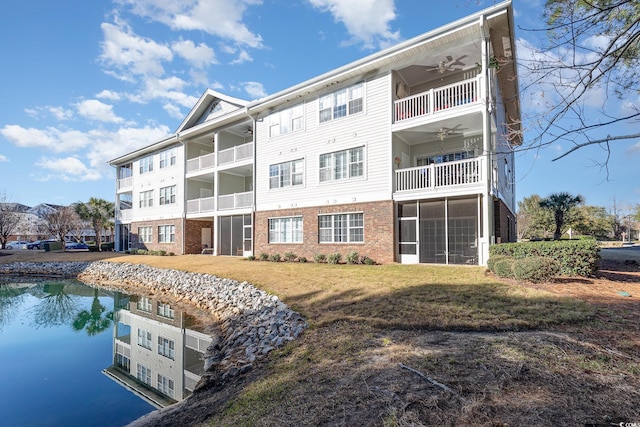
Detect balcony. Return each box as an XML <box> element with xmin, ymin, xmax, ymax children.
<box><xmin>117</xmin><ymin>177</ymin><xmax>132</xmax><ymax>191</ymax></box>
<box><xmin>186</xmin><ymin>197</ymin><xmax>215</xmax><ymax>214</ymax></box>
<box><xmin>218</xmin><ymin>142</ymin><xmax>253</xmax><ymax>166</ymax></box>
<box><xmin>218</xmin><ymin>191</ymin><xmax>253</xmax><ymax>210</ymax></box>
<box><xmin>393</xmin><ymin>76</ymin><xmax>480</xmax><ymax>124</ymax></box>
<box><xmin>116</xmin><ymin>208</ymin><xmax>133</xmax><ymax>221</ymax></box>
<box><xmin>395</xmin><ymin>158</ymin><xmax>482</xmax><ymax>193</ymax></box>
<box><xmin>186</xmin><ymin>153</ymin><xmax>215</xmax><ymax>174</ymax></box>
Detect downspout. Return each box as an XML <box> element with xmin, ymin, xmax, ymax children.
<box><xmin>177</xmin><ymin>132</ymin><xmax>186</xmax><ymax>255</ymax></box>
<box><xmin>247</xmin><ymin>107</ymin><xmax>259</xmax><ymax>257</ymax></box>
<box><xmin>481</xmin><ymin>14</ymin><xmax>495</xmax><ymax>265</ymax></box>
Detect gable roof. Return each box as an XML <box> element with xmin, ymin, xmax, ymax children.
<box><xmin>177</xmin><ymin>89</ymin><xmax>249</xmax><ymax>134</ymax></box>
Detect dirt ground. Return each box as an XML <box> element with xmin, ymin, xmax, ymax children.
<box><xmin>3</xmin><ymin>248</ymin><xmax>640</xmax><ymax>426</ymax></box>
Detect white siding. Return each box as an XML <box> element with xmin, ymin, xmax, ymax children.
<box><xmin>256</xmin><ymin>74</ymin><xmax>393</xmax><ymax>211</ymax></box>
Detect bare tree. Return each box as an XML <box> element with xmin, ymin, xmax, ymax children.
<box><xmin>518</xmin><ymin>0</ymin><xmax>640</xmax><ymax>166</ymax></box>
<box><xmin>41</xmin><ymin>206</ymin><xmax>81</xmax><ymax>247</ymax></box>
<box><xmin>0</xmin><ymin>193</ymin><xmax>21</xmax><ymax>249</ymax></box>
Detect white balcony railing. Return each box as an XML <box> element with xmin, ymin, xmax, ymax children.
<box><xmin>218</xmin><ymin>142</ymin><xmax>253</xmax><ymax>165</ymax></box>
<box><xmin>218</xmin><ymin>191</ymin><xmax>253</xmax><ymax>210</ymax></box>
<box><xmin>186</xmin><ymin>196</ymin><xmax>216</xmax><ymax>214</ymax></box>
<box><xmin>116</xmin><ymin>208</ymin><xmax>133</xmax><ymax>221</ymax></box>
<box><xmin>186</xmin><ymin>152</ymin><xmax>215</xmax><ymax>173</ymax></box>
<box><xmin>394</xmin><ymin>76</ymin><xmax>480</xmax><ymax>123</ymax></box>
<box><xmin>117</xmin><ymin>176</ymin><xmax>132</xmax><ymax>190</ymax></box>
<box><xmin>395</xmin><ymin>158</ymin><xmax>482</xmax><ymax>192</ymax></box>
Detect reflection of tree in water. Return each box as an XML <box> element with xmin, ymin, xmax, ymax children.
<box><xmin>72</xmin><ymin>288</ymin><xmax>113</xmax><ymax>336</ymax></box>
<box><xmin>30</xmin><ymin>283</ymin><xmax>83</xmax><ymax>328</ymax></box>
<box><xmin>0</xmin><ymin>283</ymin><xmax>29</xmax><ymax>330</ymax></box>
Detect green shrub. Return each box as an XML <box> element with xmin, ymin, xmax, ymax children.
<box><xmin>247</xmin><ymin>255</ymin><xmax>256</xmax><ymax>261</ymax></box>
<box><xmin>168</xmin><ymin>252</ymin><xmax>175</xmax><ymax>256</ymax></box>
<box><xmin>489</xmin><ymin>238</ymin><xmax>599</xmax><ymax>277</ymax></box>
<box><xmin>259</xmin><ymin>252</ymin><xmax>269</xmax><ymax>261</ymax></box>
<box><xmin>346</xmin><ymin>251</ymin><xmax>360</xmax><ymax>264</ymax></box>
<box><xmin>284</xmin><ymin>251</ymin><xmax>297</xmax><ymax>262</ymax></box>
<box><xmin>314</xmin><ymin>253</ymin><xmax>326</xmax><ymax>263</ymax></box>
<box><xmin>512</xmin><ymin>256</ymin><xmax>560</xmax><ymax>283</ymax></box>
<box><xmin>298</xmin><ymin>256</ymin><xmax>307</xmax><ymax>263</ymax></box>
<box><xmin>362</xmin><ymin>256</ymin><xmax>377</xmax><ymax>265</ymax></box>
<box><xmin>129</xmin><ymin>249</ymin><xmax>138</xmax><ymax>255</ymax></box>
<box><xmin>158</xmin><ymin>250</ymin><xmax>167</xmax><ymax>256</ymax></box>
<box><xmin>493</xmin><ymin>258</ymin><xmax>515</xmax><ymax>278</ymax></box>
<box><xmin>327</xmin><ymin>253</ymin><xmax>342</xmax><ymax>264</ymax></box>
<box><xmin>100</xmin><ymin>242</ymin><xmax>115</xmax><ymax>251</ymax></box>
<box><xmin>269</xmin><ymin>253</ymin><xmax>281</xmax><ymax>262</ymax></box>
<box><xmin>487</xmin><ymin>255</ymin><xmax>510</xmax><ymax>273</ymax></box>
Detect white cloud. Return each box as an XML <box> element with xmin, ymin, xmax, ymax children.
<box><xmin>96</xmin><ymin>90</ymin><xmax>122</xmax><ymax>101</ymax></box>
<box><xmin>163</xmin><ymin>103</ymin><xmax>184</xmax><ymax>119</ymax></box>
<box><xmin>1</xmin><ymin>125</ymin><xmax>92</xmax><ymax>152</ymax></box>
<box><xmin>126</xmin><ymin>76</ymin><xmax>198</xmax><ymax>108</ymax></box>
<box><xmin>308</xmin><ymin>0</ymin><xmax>399</xmax><ymax>49</ymax></box>
<box><xmin>75</xmin><ymin>99</ymin><xmax>124</xmax><ymax>123</ymax></box>
<box><xmin>172</xmin><ymin>39</ymin><xmax>217</xmax><ymax>68</ymax></box>
<box><xmin>117</xmin><ymin>0</ymin><xmax>264</xmax><ymax>48</ymax></box>
<box><xmin>99</xmin><ymin>19</ymin><xmax>173</xmax><ymax>80</ymax></box>
<box><xmin>242</xmin><ymin>81</ymin><xmax>267</xmax><ymax>99</ymax></box>
<box><xmin>34</xmin><ymin>156</ymin><xmax>102</xmax><ymax>182</ymax></box>
<box><xmin>47</xmin><ymin>106</ymin><xmax>74</xmax><ymax>121</ymax></box>
<box><xmin>230</xmin><ymin>49</ymin><xmax>252</xmax><ymax>65</ymax></box>
<box><xmin>0</xmin><ymin>154</ymin><xmax>8</xmax><ymax>162</ymax></box>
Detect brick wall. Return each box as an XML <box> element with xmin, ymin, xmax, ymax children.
<box><xmin>494</xmin><ymin>199</ymin><xmax>516</xmax><ymax>243</ymax></box>
<box><xmin>185</xmin><ymin>220</ymin><xmax>213</xmax><ymax>254</ymax></box>
<box><xmin>254</xmin><ymin>200</ymin><xmax>395</xmax><ymax>264</ymax></box>
<box><xmin>130</xmin><ymin>218</ymin><xmax>183</xmax><ymax>254</ymax></box>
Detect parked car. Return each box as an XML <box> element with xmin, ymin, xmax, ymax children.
<box><xmin>36</xmin><ymin>239</ymin><xmax>57</xmax><ymax>250</ymax></box>
<box><xmin>27</xmin><ymin>240</ymin><xmax>44</xmax><ymax>250</ymax></box>
<box><xmin>5</xmin><ymin>241</ymin><xmax>29</xmax><ymax>250</ymax></box>
<box><xmin>64</xmin><ymin>242</ymin><xmax>90</xmax><ymax>252</ymax></box>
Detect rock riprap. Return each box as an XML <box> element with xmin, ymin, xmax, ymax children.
<box><xmin>0</xmin><ymin>261</ymin><xmax>307</xmax><ymax>387</ymax></box>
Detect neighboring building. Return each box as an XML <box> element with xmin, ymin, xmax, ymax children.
<box><xmin>110</xmin><ymin>1</ymin><xmax>520</xmax><ymax>265</ymax></box>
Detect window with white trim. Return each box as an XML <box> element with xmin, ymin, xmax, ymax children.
<box><xmin>159</xmin><ymin>185</ymin><xmax>176</xmax><ymax>205</ymax></box>
<box><xmin>319</xmin><ymin>213</ymin><xmax>364</xmax><ymax>243</ymax></box>
<box><xmin>158</xmin><ymin>225</ymin><xmax>175</xmax><ymax>243</ymax></box>
<box><xmin>269</xmin><ymin>104</ymin><xmax>303</xmax><ymax>137</ymax></box>
<box><xmin>157</xmin><ymin>302</ymin><xmax>174</xmax><ymax>319</ymax></box>
<box><xmin>139</xmin><ymin>190</ymin><xmax>153</xmax><ymax>208</ymax></box>
<box><xmin>157</xmin><ymin>336</ymin><xmax>175</xmax><ymax>360</ymax></box>
<box><xmin>136</xmin><ymin>297</ymin><xmax>152</xmax><ymax>312</ymax></box>
<box><xmin>138</xmin><ymin>226</ymin><xmax>152</xmax><ymax>243</ymax></box>
<box><xmin>139</xmin><ymin>155</ymin><xmax>153</xmax><ymax>174</ymax></box>
<box><xmin>137</xmin><ymin>328</ymin><xmax>152</xmax><ymax>350</ymax></box>
<box><xmin>269</xmin><ymin>159</ymin><xmax>304</xmax><ymax>189</ymax></box>
<box><xmin>136</xmin><ymin>364</ymin><xmax>152</xmax><ymax>385</ymax></box>
<box><xmin>159</xmin><ymin>148</ymin><xmax>177</xmax><ymax>168</ymax></box>
<box><xmin>319</xmin><ymin>146</ymin><xmax>364</xmax><ymax>182</ymax></box>
<box><xmin>157</xmin><ymin>374</ymin><xmax>175</xmax><ymax>398</ymax></box>
<box><xmin>269</xmin><ymin>217</ymin><xmax>303</xmax><ymax>243</ymax></box>
<box><xmin>319</xmin><ymin>82</ymin><xmax>363</xmax><ymax>123</ymax></box>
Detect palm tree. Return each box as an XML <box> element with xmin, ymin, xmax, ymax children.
<box><xmin>74</xmin><ymin>198</ymin><xmax>114</xmax><ymax>251</ymax></box>
<box><xmin>539</xmin><ymin>192</ymin><xmax>584</xmax><ymax>240</ymax></box>
<box><xmin>72</xmin><ymin>288</ymin><xmax>113</xmax><ymax>336</ymax></box>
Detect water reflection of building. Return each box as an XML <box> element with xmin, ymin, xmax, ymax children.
<box><xmin>102</xmin><ymin>293</ymin><xmax>212</xmax><ymax>408</ymax></box>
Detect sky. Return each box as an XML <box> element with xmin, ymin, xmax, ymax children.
<box><xmin>0</xmin><ymin>0</ymin><xmax>638</xmax><ymax>212</ymax></box>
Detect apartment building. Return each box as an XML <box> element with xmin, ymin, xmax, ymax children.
<box><xmin>110</xmin><ymin>1</ymin><xmax>519</xmax><ymax>265</ymax></box>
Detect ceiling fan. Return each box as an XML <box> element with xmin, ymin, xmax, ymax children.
<box><xmin>426</xmin><ymin>55</ymin><xmax>468</xmax><ymax>74</ymax></box>
<box><xmin>430</xmin><ymin>125</ymin><xmax>466</xmax><ymax>141</ymax></box>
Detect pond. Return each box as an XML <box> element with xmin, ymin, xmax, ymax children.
<box><xmin>0</xmin><ymin>278</ymin><xmax>212</xmax><ymax>427</ymax></box>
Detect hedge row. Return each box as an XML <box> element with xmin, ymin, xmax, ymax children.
<box><xmin>489</xmin><ymin>238</ymin><xmax>599</xmax><ymax>277</ymax></box>
<box><xmin>487</xmin><ymin>255</ymin><xmax>561</xmax><ymax>283</ymax></box>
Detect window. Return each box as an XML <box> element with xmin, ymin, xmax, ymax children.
<box><xmin>136</xmin><ymin>364</ymin><xmax>152</xmax><ymax>386</ymax></box>
<box><xmin>138</xmin><ymin>226</ymin><xmax>152</xmax><ymax>243</ymax></box>
<box><xmin>319</xmin><ymin>147</ymin><xmax>364</xmax><ymax>182</ymax></box>
<box><xmin>157</xmin><ymin>302</ymin><xmax>174</xmax><ymax>319</ymax></box>
<box><xmin>159</xmin><ymin>148</ymin><xmax>177</xmax><ymax>168</ymax></box>
<box><xmin>417</xmin><ymin>150</ymin><xmax>474</xmax><ymax>166</ymax></box>
<box><xmin>269</xmin><ymin>159</ymin><xmax>304</xmax><ymax>189</ymax></box>
<box><xmin>269</xmin><ymin>217</ymin><xmax>303</xmax><ymax>243</ymax></box>
<box><xmin>158</xmin><ymin>336</ymin><xmax>175</xmax><ymax>360</ymax></box>
<box><xmin>136</xmin><ymin>297</ymin><xmax>152</xmax><ymax>312</ymax></box>
<box><xmin>115</xmin><ymin>353</ymin><xmax>130</xmax><ymax>372</ymax></box>
<box><xmin>319</xmin><ymin>213</ymin><xmax>364</xmax><ymax>243</ymax></box>
<box><xmin>137</xmin><ymin>328</ymin><xmax>152</xmax><ymax>350</ymax></box>
<box><xmin>159</xmin><ymin>185</ymin><xmax>176</xmax><ymax>205</ymax></box>
<box><xmin>139</xmin><ymin>190</ymin><xmax>154</xmax><ymax>208</ymax></box>
<box><xmin>157</xmin><ymin>374</ymin><xmax>175</xmax><ymax>398</ymax></box>
<box><xmin>159</xmin><ymin>225</ymin><xmax>175</xmax><ymax>243</ymax></box>
<box><xmin>319</xmin><ymin>82</ymin><xmax>363</xmax><ymax>123</ymax></box>
<box><xmin>139</xmin><ymin>155</ymin><xmax>153</xmax><ymax>174</ymax></box>
<box><xmin>118</xmin><ymin>163</ymin><xmax>133</xmax><ymax>179</ymax></box>
<box><xmin>269</xmin><ymin>104</ymin><xmax>303</xmax><ymax>137</ymax></box>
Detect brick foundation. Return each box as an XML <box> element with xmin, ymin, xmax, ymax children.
<box><xmin>130</xmin><ymin>218</ymin><xmax>183</xmax><ymax>255</ymax></box>
<box><xmin>185</xmin><ymin>220</ymin><xmax>213</xmax><ymax>254</ymax></box>
<box><xmin>254</xmin><ymin>200</ymin><xmax>395</xmax><ymax>264</ymax></box>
